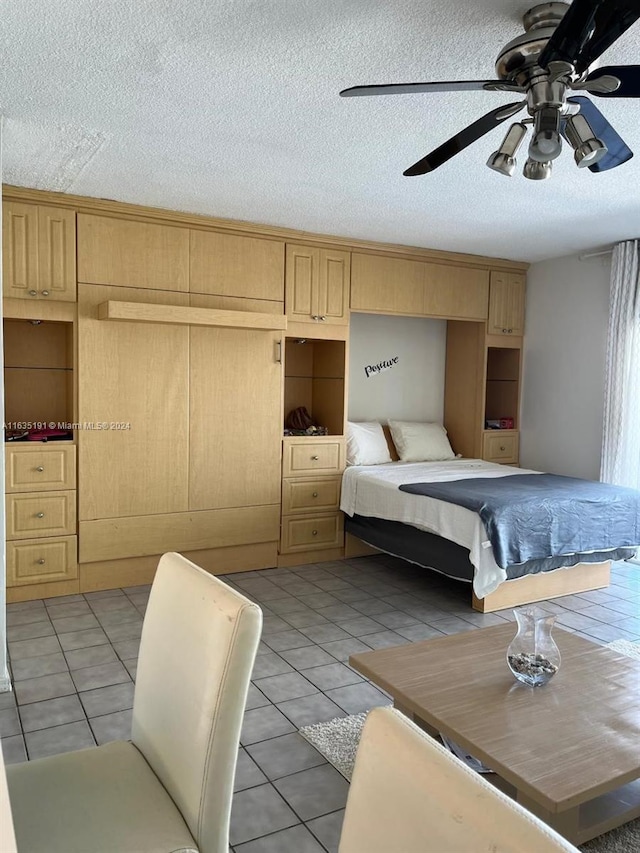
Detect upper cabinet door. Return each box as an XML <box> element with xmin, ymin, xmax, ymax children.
<box><xmin>350</xmin><ymin>253</ymin><xmax>424</xmax><ymax>315</ymax></box>
<box><xmin>77</xmin><ymin>214</ymin><xmax>189</xmax><ymax>291</ymax></box>
<box><xmin>3</xmin><ymin>202</ymin><xmax>76</xmax><ymax>301</ymax></box>
<box><xmin>488</xmin><ymin>272</ymin><xmax>526</xmax><ymax>336</ymax></box>
<box><xmin>423</xmin><ymin>264</ymin><xmax>489</xmax><ymax>320</ymax></box>
<box><xmin>286</xmin><ymin>244</ymin><xmax>318</xmax><ymax>321</ymax></box>
<box><xmin>190</xmin><ymin>230</ymin><xmax>284</xmax><ymax>302</ymax></box>
<box><xmin>286</xmin><ymin>244</ymin><xmax>350</xmax><ymax>325</ymax></box>
<box><xmin>317</xmin><ymin>249</ymin><xmax>350</xmax><ymax>325</ymax></box>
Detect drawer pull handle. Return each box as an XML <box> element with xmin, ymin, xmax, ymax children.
<box><xmin>36</xmin><ymin>512</ymin><xmax>45</xmax><ymax>519</ymax></box>
<box><xmin>500</xmin><ymin>446</ymin><xmax>506</xmax><ymax>452</ymax></box>
<box><xmin>36</xmin><ymin>466</ymin><xmax>45</xmax><ymax>472</ymax></box>
<box><xmin>41</xmin><ymin>290</ymin><xmax>50</xmax><ymax>297</ymax></box>
<box><xmin>311</xmin><ymin>455</ymin><xmax>319</xmax><ymax>461</ymax></box>
<box><xmin>28</xmin><ymin>290</ymin><xmax>37</xmax><ymax>297</ymax></box>
<box><xmin>37</xmin><ymin>558</ymin><xmax>45</xmax><ymax>565</ymax></box>
<box><xmin>312</xmin><ymin>492</ymin><xmax>319</xmax><ymax>498</ymax></box>
<box><xmin>312</xmin><ymin>530</ymin><xmax>318</xmax><ymax>536</ymax></box>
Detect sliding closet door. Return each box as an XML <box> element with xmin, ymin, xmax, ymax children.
<box><xmin>189</xmin><ymin>327</ymin><xmax>282</xmax><ymax>511</ymax></box>
<box><xmin>78</xmin><ymin>284</ymin><xmax>190</xmax><ymax>520</ymax></box>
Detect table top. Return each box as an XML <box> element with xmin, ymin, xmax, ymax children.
<box><xmin>350</xmin><ymin>624</ymin><xmax>640</xmax><ymax>811</ymax></box>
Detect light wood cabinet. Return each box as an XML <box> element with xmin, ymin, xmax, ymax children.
<box><xmin>351</xmin><ymin>253</ymin><xmax>424</xmax><ymax>315</ymax></box>
<box><xmin>482</xmin><ymin>430</ymin><xmax>519</xmax><ymax>464</ymax></box>
<box><xmin>444</xmin><ymin>323</ymin><xmax>523</xmax><ymax>465</ymax></box>
<box><xmin>351</xmin><ymin>253</ymin><xmax>489</xmax><ymax>320</ymax></box>
<box><xmin>7</xmin><ymin>535</ymin><xmax>78</xmax><ymax>586</ymax></box>
<box><xmin>280</xmin><ymin>437</ymin><xmax>345</xmax><ymax>555</ymax></box>
<box><xmin>488</xmin><ymin>271</ymin><xmax>525</xmax><ymax>336</ymax></box>
<box><xmin>3</xmin><ymin>202</ymin><xmax>76</xmax><ymax>301</ymax></box>
<box><xmin>78</xmin><ymin>283</ymin><xmax>282</xmax><ymax>564</ymax></box>
<box><xmin>286</xmin><ymin>244</ymin><xmax>350</xmax><ymax>325</ymax></box>
<box><xmin>77</xmin><ymin>214</ymin><xmax>189</xmax><ymax>291</ymax></box>
<box><xmin>5</xmin><ymin>445</ymin><xmax>78</xmax><ymax>588</ymax></box>
<box><xmin>5</xmin><ymin>444</ymin><xmax>76</xmax><ymax>493</ymax></box>
<box><xmin>423</xmin><ymin>264</ymin><xmax>489</xmax><ymax>320</ymax></box>
<box><xmin>190</xmin><ymin>230</ymin><xmax>284</xmax><ymax>302</ymax></box>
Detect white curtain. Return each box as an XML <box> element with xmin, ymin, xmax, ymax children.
<box><xmin>600</xmin><ymin>240</ymin><xmax>640</xmax><ymax>488</ymax></box>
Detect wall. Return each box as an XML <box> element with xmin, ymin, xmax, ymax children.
<box><xmin>348</xmin><ymin>312</ymin><xmax>446</xmax><ymax>422</ymax></box>
<box><xmin>520</xmin><ymin>253</ymin><xmax>611</xmax><ymax>480</ymax></box>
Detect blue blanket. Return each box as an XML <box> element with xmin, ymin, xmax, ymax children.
<box><xmin>399</xmin><ymin>473</ymin><xmax>640</xmax><ymax>569</ymax></box>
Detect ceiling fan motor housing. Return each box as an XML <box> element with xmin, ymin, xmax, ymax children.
<box><xmin>494</xmin><ymin>3</ymin><xmax>570</xmax><ymax>81</ymax></box>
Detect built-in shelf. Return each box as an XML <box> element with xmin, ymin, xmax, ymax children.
<box><xmin>284</xmin><ymin>337</ymin><xmax>346</xmax><ymax>436</ymax></box>
<box><xmin>98</xmin><ymin>300</ymin><xmax>288</xmax><ymax>331</ymax></box>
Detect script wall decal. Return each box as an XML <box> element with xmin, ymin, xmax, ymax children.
<box><xmin>364</xmin><ymin>356</ymin><xmax>399</xmax><ymax>378</ymax></box>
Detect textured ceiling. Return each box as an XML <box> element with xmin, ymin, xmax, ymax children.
<box><xmin>1</xmin><ymin>0</ymin><xmax>639</xmax><ymax>262</ymax></box>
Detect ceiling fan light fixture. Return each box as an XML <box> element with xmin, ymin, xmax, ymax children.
<box><xmin>528</xmin><ymin>106</ymin><xmax>563</xmax><ymax>162</ymax></box>
<box><xmin>523</xmin><ymin>158</ymin><xmax>552</xmax><ymax>180</ymax></box>
<box><xmin>564</xmin><ymin>112</ymin><xmax>608</xmax><ymax>167</ymax></box>
<box><xmin>486</xmin><ymin>122</ymin><xmax>528</xmax><ymax>176</ymax></box>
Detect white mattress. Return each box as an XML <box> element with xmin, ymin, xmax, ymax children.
<box><xmin>340</xmin><ymin>459</ymin><xmax>542</xmax><ymax>598</ymax></box>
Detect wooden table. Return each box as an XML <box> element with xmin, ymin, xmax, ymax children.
<box><xmin>350</xmin><ymin>623</ymin><xmax>640</xmax><ymax>845</ymax></box>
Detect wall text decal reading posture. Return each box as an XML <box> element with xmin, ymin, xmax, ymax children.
<box><xmin>364</xmin><ymin>356</ymin><xmax>399</xmax><ymax>378</ymax></box>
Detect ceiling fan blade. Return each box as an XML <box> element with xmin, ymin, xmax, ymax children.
<box><xmin>566</xmin><ymin>96</ymin><xmax>633</xmax><ymax>172</ymax></box>
<box><xmin>585</xmin><ymin>65</ymin><xmax>640</xmax><ymax>97</ymax></box>
<box><xmin>403</xmin><ymin>101</ymin><xmax>525</xmax><ymax>176</ymax></box>
<box><xmin>538</xmin><ymin>0</ymin><xmax>640</xmax><ymax>76</ymax></box>
<box><xmin>339</xmin><ymin>80</ymin><xmax>521</xmax><ymax>97</ymax></box>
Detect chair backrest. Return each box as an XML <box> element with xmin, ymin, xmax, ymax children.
<box><xmin>338</xmin><ymin>707</ymin><xmax>580</xmax><ymax>853</ymax></box>
<box><xmin>131</xmin><ymin>553</ymin><xmax>262</xmax><ymax>853</ymax></box>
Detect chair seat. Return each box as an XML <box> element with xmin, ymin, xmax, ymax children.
<box><xmin>7</xmin><ymin>740</ymin><xmax>198</xmax><ymax>853</ymax></box>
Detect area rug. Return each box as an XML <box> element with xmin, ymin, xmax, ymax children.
<box><xmin>300</xmin><ymin>640</ymin><xmax>640</xmax><ymax>853</ymax></box>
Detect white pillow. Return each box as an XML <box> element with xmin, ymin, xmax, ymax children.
<box><xmin>347</xmin><ymin>422</ymin><xmax>393</xmax><ymax>466</ymax></box>
<box><xmin>388</xmin><ymin>420</ymin><xmax>455</xmax><ymax>462</ymax></box>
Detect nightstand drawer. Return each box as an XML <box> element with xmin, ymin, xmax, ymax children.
<box><xmin>6</xmin><ymin>490</ymin><xmax>76</xmax><ymax>540</ymax></box>
<box><xmin>482</xmin><ymin>431</ymin><xmax>519</xmax><ymax>464</ymax></box>
<box><xmin>6</xmin><ymin>445</ymin><xmax>76</xmax><ymax>492</ymax></box>
<box><xmin>283</xmin><ymin>439</ymin><xmax>345</xmax><ymax>477</ymax></box>
<box><xmin>282</xmin><ymin>477</ymin><xmax>341</xmax><ymax>515</ymax></box>
<box><xmin>280</xmin><ymin>512</ymin><xmax>344</xmax><ymax>553</ymax></box>
<box><xmin>7</xmin><ymin>535</ymin><xmax>78</xmax><ymax>587</ymax></box>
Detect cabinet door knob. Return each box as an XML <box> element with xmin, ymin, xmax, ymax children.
<box><xmin>37</xmin><ymin>558</ymin><xmax>45</xmax><ymax>565</ymax></box>
<box><xmin>319</xmin><ymin>315</ymin><xmax>326</xmax><ymax>321</ymax></box>
<box><xmin>36</xmin><ymin>512</ymin><xmax>45</xmax><ymax>519</ymax></box>
<box><xmin>502</xmin><ymin>328</ymin><xmax>507</xmax><ymax>333</ymax></box>
<box><xmin>36</xmin><ymin>466</ymin><xmax>45</xmax><ymax>472</ymax></box>
<box><xmin>311</xmin><ymin>455</ymin><xmax>319</xmax><ymax>461</ymax></box>
<box><xmin>41</xmin><ymin>290</ymin><xmax>50</xmax><ymax>297</ymax></box>
<box><xmin>508</xmin><ymin>328</ymin><xmax>513</xmax><ymax>333</ymax></box>
<box><xmin>312</xmin><ymin>492</ymin><xmax>319</xmax><ymax>498</ymax></box>
<box><xmin>28</xmin><ymin>290</ymin><xmax>38</xmax><ymax>297</ymax></box>
<box><xmin>311</xmin><ymin>315</ymin><xmax>320</xmax><ymax>321</ymax></box>
<box><xmin>312</xmin><ymin>530</ymin><xmax>318</xmax><ymax>536</ymax></box>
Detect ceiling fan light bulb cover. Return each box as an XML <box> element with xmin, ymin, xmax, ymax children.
<box><xmin>523</xmin><ymin>157</ymin><xmax>552</xmax><ymax>180</ymax></box>
<box><xmin>564</xmin><ymin>113</ymin><xmax>608</xmax><ymax>168</ymax></box>
<box><xmin>487</xmin><ymin>151</ymin><xmax>516</xmax><ymax>176</ymax></box>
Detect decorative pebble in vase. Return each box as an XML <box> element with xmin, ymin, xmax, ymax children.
<box><xmin>507</xmin><ymin>605</ymin><xmax>561</xmax><ymax>686</ymax></box>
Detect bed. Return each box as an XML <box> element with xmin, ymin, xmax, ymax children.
<box><xmin>340</xmin><ymin>459</ymin><xmax>639</xmax><ymax>612</ymax></box>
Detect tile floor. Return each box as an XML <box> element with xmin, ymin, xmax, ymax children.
<box><xmin>2</xmin><ymin>555</ymin><xmax>640</xmax><ymax>852</ymax></box>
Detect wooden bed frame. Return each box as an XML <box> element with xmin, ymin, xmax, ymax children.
<box><xmin>344</xmin><ymin>533</ymin><xmax>611</xmax><ymax>613</ymax></box>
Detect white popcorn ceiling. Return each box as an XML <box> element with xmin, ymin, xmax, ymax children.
<box><xmin>1</xmin><ymin>0</ymin><xmax>639</xmax><ymax>262</ymax></box>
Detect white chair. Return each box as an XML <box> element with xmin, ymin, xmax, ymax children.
<box><xmin>338</xmin><ymin>706</ymin><xmax>580</xmax><ymax>853</ymax></box>
<box><xmin>6</xmin><ymin>552</ymin><xmax>262</xmax><ymax>853</ymax></box>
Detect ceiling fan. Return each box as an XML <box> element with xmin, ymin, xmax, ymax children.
<box><xmin>340</xmin><ymin>0</ymin><xmax>640</xmax><ymax>180</ymax></box>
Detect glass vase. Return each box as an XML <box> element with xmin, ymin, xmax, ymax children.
<box><xmin>506</xmin><ymin>606</ymin><xmax>561</xmax><ymax>687</ymax></box>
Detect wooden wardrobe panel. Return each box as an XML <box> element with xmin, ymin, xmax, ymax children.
<box><xmin>77</xmin><ymin>214</ymin><xmax>189</xmax><ymax>291</ymax></box>
<box><xmin>350</xmin><ymin>253</ymin><xmax>423</xmax><ymax>314</ymax></box>
<box><xmin>423</xmin><ymin>264</ymin><xmax>489</xmax><ymax>320</ymax></box>
<box><xmin>78</xmin><ymin>284</ymin><xmax>190</xmax><ymax>520</ymax></box>
<box><xmin>190</xmin><ymin>230</ymin><xmax>284</xmax><ymax>300</ymax></box>
<box><xmin>189</xmin><ymin>326</ymin><xmax>282</xmax><ymax>510</ymax></box>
